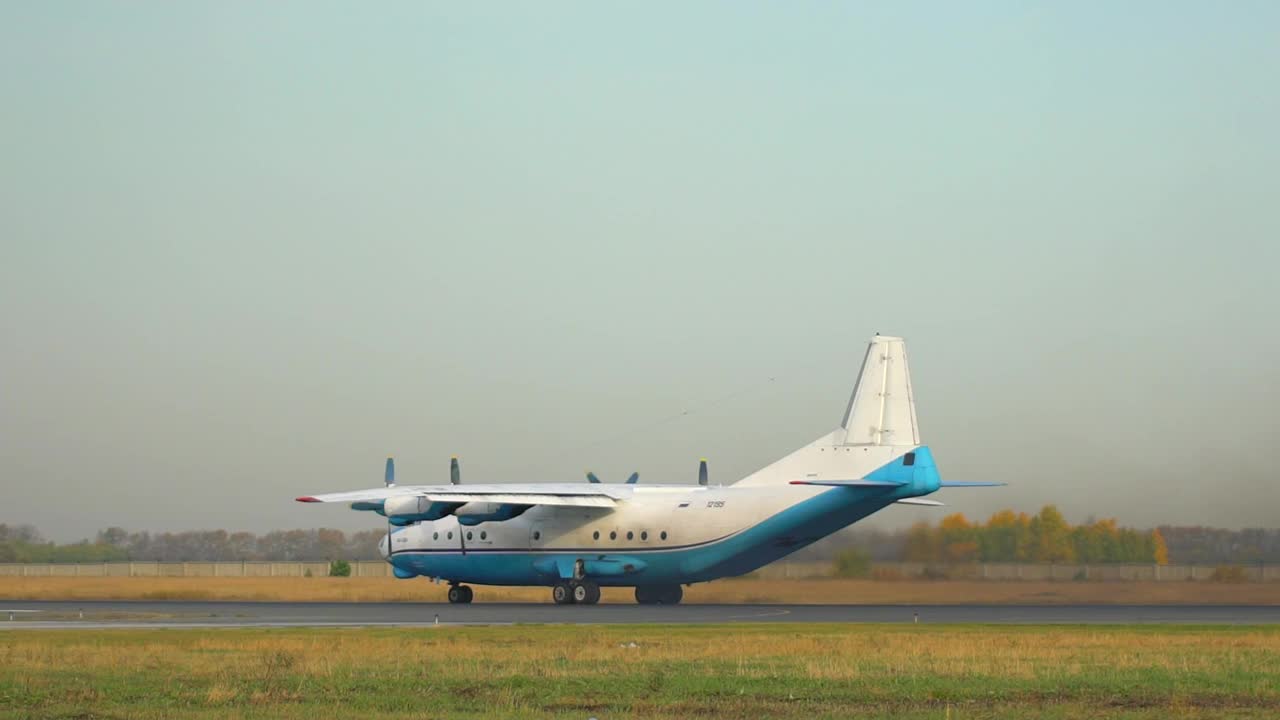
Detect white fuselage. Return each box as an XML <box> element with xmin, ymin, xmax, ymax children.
<box><xmin>384</xmin><ymin>480</ymin><xmax>909</xmax><ymax>586</ymax></box>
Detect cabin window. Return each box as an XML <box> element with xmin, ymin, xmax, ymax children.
<box><xmin>480</xmin><ymin>531</ymin><xmax>487</xmax><ymax>540</ymax></box>
<box><xmin>626</xmin><ymin>531</ymin><xmax>634</xmax><ymax>540</ymax></box>
<box><xmin>433</xmin><ymin>532</ymin><xmax>439</xmax><ymax>540</ymax></box>
<box><xmin>447</xmin><ymin>531</ymin><xmax>453</xmax><ymax>539</ymax></box>
<box><xmin>660</xmin><ymin>531</ymin><xmax>667</xmax><ymax>540</ymax></box>
<box><xmin>533</xmin><ymin>531</ymin><xmax>541</xmax><ymax>541</ymax></box>
<box><xmin>610</xmin><ymin>531</ymin><xmax>617</xmax><ymax>540</ymax></box>
<box><xmin>466</xmin><ymin>531</ymin><xmax>473</xmax><ymax>540</ymax></box>
<box><xmin>593</xmin><ymin>530</ymin><xmax>600</xmax><ymax>540</ymax></box>
<box><xmin>903</xmin><ymin>452</ymin><xmax>916</xmax><ymax>466</ymax></box>
<box><xmin>641</xmin><ymin>531</ymin><xmax>648</xmax><ymax>541</ymax></box>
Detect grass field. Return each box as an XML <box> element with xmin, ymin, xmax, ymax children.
<box><xmin>3</xmin><ymin>576</ymin><xmax>1279</xmax><ymax>605</ymax></box>
<box><xmin>3</xmin><ymin>624</ymin><xmax>1278</xmax><ymax>719</ymax></box>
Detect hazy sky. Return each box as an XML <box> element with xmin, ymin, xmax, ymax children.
<box><xmin>2</xmin><ymin>3</ymin><xmax>1277</xmax><ymax>541</ymax></box>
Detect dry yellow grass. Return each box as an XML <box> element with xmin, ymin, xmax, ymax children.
<box><xmin>3</xmin><ymin>575</ymin><xmax>1279</xmax><ymax>604</ymax></box>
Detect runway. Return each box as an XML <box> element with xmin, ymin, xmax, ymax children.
<box><xmin>3</xmin><ymin>601</ymin><xmax>1278</xmax><ymax>628</ymax></box>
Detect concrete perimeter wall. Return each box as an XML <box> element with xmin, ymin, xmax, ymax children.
<box><xmin>2</xmin><ymin>561</ymin><xmax>1278</xmax><ymax>581</ymax></box>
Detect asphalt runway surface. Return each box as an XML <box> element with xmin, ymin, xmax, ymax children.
<box><xmin>3</xmin><ymin>601</ymin><xmax>1279</xmax><ymax>628</ymax></box>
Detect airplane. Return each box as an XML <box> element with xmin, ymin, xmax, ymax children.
<box><xmin>297</xmin><ymin>335</ymin><xmax>1000</xmax><ymax>605</ymax></box>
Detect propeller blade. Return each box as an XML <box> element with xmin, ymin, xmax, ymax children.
<box><xmin>450</xmin><ymin>456</ymin><xmax>461</xmax><ymax>485</ymax></box>
<box><xmin>626</xmin><ymin>472</ymin><xmax>639</xmax><ymax>485</ymax></box>
<box><xmin>586</xmin><ymin>471</ymin><xmax>601</xmax><ymax>484</ymax></box>
<box><xmin>698</xmin><ymin>458</ymin><xmax>708</xmax><ymax>486</ymax></box>
<box><xmin>385</xmin><ymin>458</ymin><xmax>394</xmax><ymax>560</ymax></box>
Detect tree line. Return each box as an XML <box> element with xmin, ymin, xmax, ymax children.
<box><xmin>4</xmin><ymin>510</ymin><xmax>1280</xmax><ymax>564</ymax></box>
<box><xmin>897</xmin><ymin>506</ymin><xmax>1168</xmax><ymax>564</ymax></box>
<box><xmin>1155</xmin><ymin>526</ymin><xmax>1280</xmax><ymax>565</ymax></box>
<box><xmin>799</xmin><ymin>508</ymin><xmax>1280</xmax><ymax>565</ymax></box>
<box><xmin>0</xmin><ymin>524</ymin><xmax>384</xmax><ymax>563</ymax></box>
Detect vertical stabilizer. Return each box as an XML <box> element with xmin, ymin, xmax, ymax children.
<box><xmin>839</xmin><ymin>335</ymin><xmax>919</xmax><ymax>447</ymax></box>
<box><xmin>735</xmin><ymin>334</ymin><xmax>922</xmax><ymax>487</ymax></box>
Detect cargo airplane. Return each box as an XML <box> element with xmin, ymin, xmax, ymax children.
<box><xmin>297</xmin><ymin>335</ymin><xmax>999</xmax><ymax>605</ymax></box>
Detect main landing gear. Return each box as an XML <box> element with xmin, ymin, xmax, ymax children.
<box><xmin>447</xmin><ymin>584</ymin><xmax>474</xmax><ymax>604</ymax></box>
<box><xmin>552</xmin><ymin>580</ymin><xmax>601</xmax><ymax>605</ymax></box>
<box><xmin>634</xmin><ymin>585</ymin><xmax>683</xmax><ymax>605</ymax></box>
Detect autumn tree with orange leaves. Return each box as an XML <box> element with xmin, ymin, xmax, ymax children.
<box><xmin>903</xmin><ymin>506</ymin><xmax>1168</xmax><ymax>564</ymax></box>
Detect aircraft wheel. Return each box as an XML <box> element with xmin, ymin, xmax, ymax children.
<box><xmin>447</xmin><ymin>585</ymin><xmax>473</xmax><ymax>604</ymax></box>
<box><xmin>552</xmin><ymin>582</ymin><xmax>575</xmax><ymax>605</ymax></box>
<box><xmin>634</xmin><ymin>586</ymin><xmax>659</xmax><ymax>605</ymax></box>
<box><xmin>574</xmin><ymin>581</ymin><xmax>601</xmax><ymax>605</ymax></box>
<box><xmin>659</xmin><ymin>585</ymin><xmax>683</xmax><ymax>605</ymax></box>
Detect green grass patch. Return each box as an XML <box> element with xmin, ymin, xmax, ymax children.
<box><xmin>2</xmin><ymin>624</ymin><xmax>1279</xmax><ymax>718</ymax></box>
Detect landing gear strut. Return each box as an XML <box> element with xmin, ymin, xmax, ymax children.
<box><xmin>447</xmin><ymin>584</ymin><xmax>473</xmax><ymax>604</ymax></box>
<box><xmin>635</xmin><ymin>585</ymin><xmax>682</xmax><ymax>605</ymax></box>
<box><xmin>552</xmin><ymin>580</ymin><xmax>600</xmax><ymax>605</ymax></box>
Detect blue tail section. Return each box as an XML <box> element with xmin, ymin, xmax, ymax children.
<box><xmin>863</xmin><ymin>446</ymin><xmax>941</xmax><ymax>495</ymax></box>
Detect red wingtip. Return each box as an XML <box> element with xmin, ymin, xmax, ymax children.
<box><xmin>788</xmin><ymin>481</ymin><xmax>807</xmax><ymax>485</ymax></box>
<box><xmin>295</xmin><ymin>496</ymin><xmax>320</xmax><ymax>503</ymax></box>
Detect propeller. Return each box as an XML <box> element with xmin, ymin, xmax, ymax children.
<box><xmin>586</xmin><ymin>471</ymin><xmax>639</xmax><ymax>484</ymax></box>
<box><xmin>698</xmin><ymin>458</ymin><xmax>708</xmax><ymax>486</ymax></box>
<box><xmin>450</xmin><ymin>456</ymin><xmax>461</xmax><ymax>485</ymax></box>
<box><xmin>383</xmin><ymin>457</ymin><xmax>395</xmax><ymax>562</ymax></box>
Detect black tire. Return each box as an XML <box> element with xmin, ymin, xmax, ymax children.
<box><xmin>573</xmin><ymin>581</ymin><xmax>601</xmax><ymax>605</ymax></box>
<box><xmin>447</xmin><ymin>586</ymin><xmax>468</xmax><ymax>604</ymax></box>
<box><xmin>634</xmin><ymin>586</ymin><xmax>658</xmax><ymax>605</ymax></box>
<box><xmin>552</xmin><ymin>582</ymin><xmax>575</xmax><ymax>605</ymax></box>
<box><xmin>659</xmin><ymin>585</ymin><xmax>683</xmax><ymax>605</ymax></box>
<box><xmin>460</xmin><ymin>585</ymin><xmax>474</xmax><ymax>603</ymax></box>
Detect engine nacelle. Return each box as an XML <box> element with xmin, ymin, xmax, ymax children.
<box><xmin>383</xmin><ymin>496</ymin><xmax>461</xmax><ymax>524</ymax></box>
<box><xmin>455</xmin><ymin>502</ymin><xmax>531</xmax><ymax>526</ymax></box>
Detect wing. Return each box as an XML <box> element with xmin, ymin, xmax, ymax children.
<box><xmin>297</xmin><ymin>483</ymin><xmax>631</xmax><ymax>509</ymax></box>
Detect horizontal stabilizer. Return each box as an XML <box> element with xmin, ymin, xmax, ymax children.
<box><xmin>896</xmin><ymin>498</ymin><xmax>944</xmax><ymax>506</ymax></box>
<box><xmin>787</xmin><ymin>479</ymin><xmax>905</xmax><ymax>487</ymax></box>
<box><xmin>939</xmin><ymin>481</ymin><xmax>1005</xmax><ymax>487</ymax></box>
